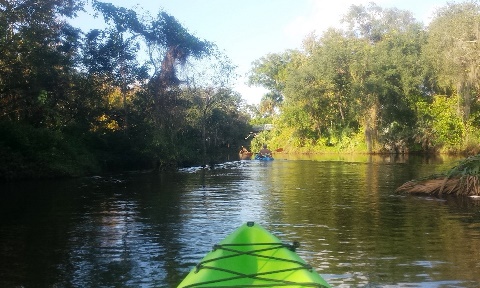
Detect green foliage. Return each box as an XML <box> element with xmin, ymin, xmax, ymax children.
<box><xmin>5</xmin><ymin>0</ymin><xmax>480</xmax><ymax>181</ymax></box>
<box><xmin>0</xmin><ymin>1</ymin><xmax>252</xmax><ymax>180</ymax></box>
<box><xmin>0</xmin><ymin>1</ymin><xmax>84</xmax><ymax>126</ymax></box>
<box><xmin>249</xmin><ymin>2</ymin><xmax>480</xmax><ymax>155</ymax></box>
<box><xmin>415</xmin><ymin>96</ymin><xmax>464</xmax><ymax>150</ymax></box>
<box><xmin>0</xmin><ymin>122</ymin><xmax>99</xmax><ymax>180</ymax></box>
<box><xmin>445</xmin><ymin>154</ymin><xmax>480</xmax><ymax>177</ymax></box>
<box><xmin>431</xmin><ymin>96</ymin><xmax>464</xmax><ymax>148</ymax></box>
<box><xmin>424</xmin><ymin>1</ymin><xmax>480</xmax><ymax>122</ymax></box>
<box><xmin>248</xmin><ymin>52</ymin><xmax>290</xmax><ymax>102</ymax></box>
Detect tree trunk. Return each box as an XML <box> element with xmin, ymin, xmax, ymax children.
<box><xmin>364</xmin><ymin>100</ymin><xmax>378</xmax><ymax>153</ymax></box>
<box><xmin>202</xmin><ymin>118</ymin><xmax>207</xmax><ymax>168</ymax></box>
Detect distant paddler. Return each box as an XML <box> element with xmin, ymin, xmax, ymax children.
<box><xmin>259</xmin><ymin>144</ymin><xmax>272</xmax><ymax>157</ymax></box>
<box><xmin>239</xmin><ymin>146</ymin><xmax>253</xmax><ymax>160</ymax></box>
<box><xmin>255</xmin><ymin>144</ymin><xmax>273</xmax><ymax>160</ymax></box>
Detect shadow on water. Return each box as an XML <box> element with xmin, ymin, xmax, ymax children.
<box><xmin>0</xmin><ymin>172</ymin><xmax>191</xmax><ymax>287</ymax></box>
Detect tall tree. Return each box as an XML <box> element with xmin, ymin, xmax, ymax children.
<box><xmin>425</xmin><ymin>1</ymin><xmax>480</xmax><ymax>122</ymax></box>
<box><xmin>140</xmin><ymin>10</ymin><xmax>213</xmax><ymax>130</ymax></box>
<box><xmin>280</xmin><ymin>30</ymin><xmax>366</xmax><ymax>146</ymax></box>
<box><xmin>264</xmin><ymin>3</ymin><xmax>427</xmax><ymax>152</ymax></box>
<box><xmin>342</xmin><ymin>3</ymin><xmax>424</xmax><ymax>151</ymax></box>
<box><xmin>83</xmin><ymin>28</ymin><xmax>148</xmax><ymax>134</ymax></box>
<box><xmin>92</xmin><ymin>1</ymin><xmax>213</xmax><ymax>161</ymax></box>
<box><xmin>92</xmin><ymin>1</ymin><xmax>212</xmax><ymax>119</ymax></box>
<box><xmin>184</xmin><ymin>52</ymin><xmax>239</xmax><ymax>165</ymax></box>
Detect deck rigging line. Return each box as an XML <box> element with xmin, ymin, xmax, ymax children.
<box><xmin>181</xmin><ymin>242</ymin><xmax>329</xmax><ymax>288</ymax></box>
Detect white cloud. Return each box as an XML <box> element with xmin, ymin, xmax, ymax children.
<box><xmin>234</xmin><ymin>80</ymin><xmax>268</xmax><ymax>105</ymax></box>
<box><xmin>282</xmin><ymin>0</ymin><xmax>447</xmax><ymax>44</ymax></box>
<box><xmin>417</xmin><ymin>3</ymin><xmax>442</xmax><ymax>26</ymax></box>
<box><xmin>284</xmin><ymin>0</ymin><xmax>373</xmax><ymax>44</ymax></box>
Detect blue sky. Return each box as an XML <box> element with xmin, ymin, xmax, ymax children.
<box><xmin>72</xmin><ymin>0</ymin><xmax>453</xmax><ymax>104</ymax></box>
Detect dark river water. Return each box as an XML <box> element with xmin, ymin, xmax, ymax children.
<box><xmin>1</xmin><ymin>154</ymin><xmax>480</xmax><ymax>287</ymax></box>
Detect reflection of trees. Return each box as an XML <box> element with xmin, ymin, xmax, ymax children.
<box><xmin>265</xmin><ymin>156</ymin><xmax>480</xmax><ymax>284</ymax></box>
<box><xmin>61</xmin><ymin>173</ymin><xmax>188</xmax><ymax>286</ymax></box>
<box><xmin>133</xmin><ymin>173</ymin><xmax>186</xmax><ymax>285</ymax></box>
<box><xmin>64</xmin><ymin>183</ymin><xmax>138</xmax><ymax>286</ymax></box>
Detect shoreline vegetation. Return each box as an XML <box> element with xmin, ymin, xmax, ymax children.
<box><xmin>0</xmin><ymin>119</ymin><xmax>476</xmax><ymax>182</ymax></box>
<box><xmin>396</xmin><ymin>154</ymin><xmax>480</xmax><ymax>198</ymax></box>
<box><xmin>3</xmin><ymin>2</ymin><xmax>480</xmax><ymax>182</ymax></box>
<box><xmin>0</xmin><ymin>117</ymin><xmax>478</xmax><ymax>182</ymax></box>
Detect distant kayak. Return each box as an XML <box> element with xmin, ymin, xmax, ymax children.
<box><xmin>239</xmin><ymin>152</ymin><xmax>253</xmax><ymax>160</ymax></box>
<box><xmin>239</xmin><ymin>146</ymin><xmax>253</xmax><ymax>160</ymax></box>
<box><xmin>254</xmin><ymin>154</ymin><xmax>274</xmax><ymax>161</ymax></box>
<box><xmin>177</xmin><ymin>222</ymin><xmax>331</xmax><ymax>287</ymax></box>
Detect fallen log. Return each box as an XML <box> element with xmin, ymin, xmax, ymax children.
<box><xmin>396</xmin><ymin>154</ymin><xmax>480</xmax><ymax>197</ymax></box>
<box><xmin>396</xmin><ymin>175</ymin><xmax>480</xmax><ymax>197</ymax></box>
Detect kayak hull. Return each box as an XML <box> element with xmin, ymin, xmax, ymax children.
<box><xmin>254</xmin><ymin>154</ymin><xmax>274</xmax><ymax>161</ymax></box>
<box><xmin>177</xmin><ymin>222</ymin><xmax>330</xmax><ymax>287</ymax></box>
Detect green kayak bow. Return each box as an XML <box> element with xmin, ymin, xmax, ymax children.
<box><xmin>178</xmin><ymin>222</ymin><xmax>331</xmax><ymax>287</ymax></box>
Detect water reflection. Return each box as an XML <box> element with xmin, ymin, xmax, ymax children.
<box><xmin>1</xmin><ymin>155</ymin><xmax>479</xmax><ymax>287</ymax></box>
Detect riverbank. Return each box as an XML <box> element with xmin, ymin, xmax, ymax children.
<box><xmin>0</xmin><ymin>122</ymin><xmax>242</xmax><ymax>181</ymax></box>
<box><xmin>2</xmin><ymin>121</ymin><xmax>475</xmax><ymax>182</ymax></box>
<box><xmin>0</xmin><ymin>122</ymin><xmax>154</xmax><ymax>181</ymax></box>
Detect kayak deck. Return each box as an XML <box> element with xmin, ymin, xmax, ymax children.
<box><xmin>178</xmin><ymin>222</ymin><xmax>330</xmax><ymax>287</ymax></box>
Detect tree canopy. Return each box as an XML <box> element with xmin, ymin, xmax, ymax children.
<box><xmin>248</xmin><ymin>1</ymin><xmax>480</xmax><ymax>155</ymax></box>
<box><xmin>0</xmin><ymin>1</ymin><xmax>250</xmax><ymax>180</ymax></box>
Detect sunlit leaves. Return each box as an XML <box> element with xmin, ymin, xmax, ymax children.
<box><xmin>425</xmin><ymin>1</ymin><xmax>480</xmax><ymax>121</ymax></box>
<box><xmin>250</xmin><ymin>3</ymin><xmax>458</xmax><ymax>152</ymax></box>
